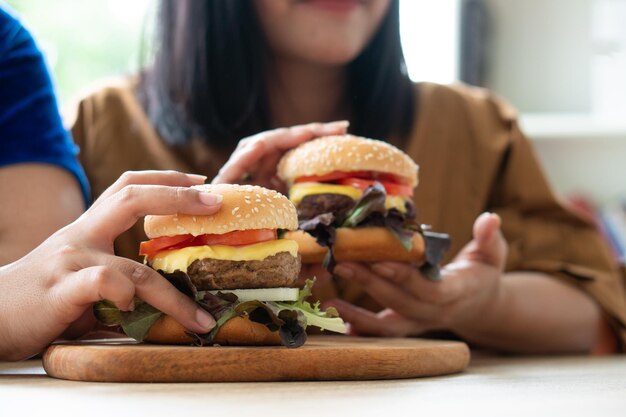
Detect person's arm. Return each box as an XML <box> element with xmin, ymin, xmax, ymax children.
<box><xmin>329</xmin><ymin>213</ymin><xmax>611</xmax><ymax>354</ymax></box>
<box><xmin>0</xmin><ymin>9</ymin><xmax>89</xmax><ymax>264</ymax></box>
<box><xmin>0</xmin><ymin>170</ymin><xmax>219</xmax><ymax>361</ymax></box>
<box><xmin>456</xmin><ymin>271</ymin><xmax>605</xmax><ymax>353</ymax></box>
<box><xmin>0</xmin><ymin>164</ymin><xmax>84</xmax><ymax>265</ymax></box>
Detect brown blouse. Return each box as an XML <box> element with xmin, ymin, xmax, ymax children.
<box><xmin>71</xmin><ymin>80</ymin><xmax>626</xmax><ymax>350</ymax></box>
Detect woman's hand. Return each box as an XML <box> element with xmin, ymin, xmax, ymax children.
<box><xmin>0</xmin><ymin>171</ymin><xmax>222</xmax><ymax>361</ymax></box>
<box><xmin>327</xmin><ymin>213</ymin><xmax>507</xmax><ymax>337</ymax></box>
<box><xmin>212</xmin><ymin>121</ymin><xmax>349</xmax><ymax>192</ymax></box>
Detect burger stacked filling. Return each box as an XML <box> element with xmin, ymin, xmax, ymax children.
<box><xmin>290</xmin><ymin>171</ymin><xmax>429</xmax><ymax>271</ymax></box>
<box><xmin>93</xmin><ymin>184</ymin><xmax>347</xmax><ymax>348</ymax></box>
<box><xmin>139</xmin><ymin>229</ymin><xmax>301</xmax><ymax>289</ymax></box>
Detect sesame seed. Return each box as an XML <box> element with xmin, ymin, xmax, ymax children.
<box><xmin>231</xmin><ymin>207</ymin><xmax>240</xmax><ymax>215</ymax></box>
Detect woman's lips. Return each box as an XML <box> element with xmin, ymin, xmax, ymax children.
<box><xmin>300</xmin><ymin>0</ymin><xmax>364</xmax><ymax>13</ymax></box>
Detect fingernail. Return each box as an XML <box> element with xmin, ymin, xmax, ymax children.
<box><xmin>196</xmin><ymin>309</ymin><xmax>216</xmax><ymax>331</ymax></box>
<box><xmin>372</xmin><ymin>265</ymin><xmax>395</xmax><ymax>279</ymax></box>
<box><xmin>199</xmin><ymin>192</ymin><xmax>223</xmax><ymax>205</ymax></box>
<box><xmin>326</xmin><ymin>120</ymin><xmax>349</xmax><ymax>128</ymax></box>
<box><xmin>128</xmin><ymin>300</ymin><xmax>135</xmax><ymax>311</ymax></box>
<box><xmin>187</xmin><ymin>173</ymin><xmax>208</xmax><ymax>183</ymax></box>
<box><xmin>334</xmin><ymin>265</ymin><xmax>354</xmax><ymax>279</ymax></box>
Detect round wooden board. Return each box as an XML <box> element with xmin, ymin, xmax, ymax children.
<box><xmin>43</xmin><ymin>335</ymin><xmax>470</xmax><ymax>382</ymax></box>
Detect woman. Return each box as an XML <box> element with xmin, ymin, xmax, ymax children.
<box><xmin>71</xmin><ymin>0</ymin><xmax>626</xmax><ymax>353</ymax></box>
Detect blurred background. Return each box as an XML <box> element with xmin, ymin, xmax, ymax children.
<box><xmin>7</xmin><ymin>0</ymin><xmax>626</xmax><ymax>259</ymax></box>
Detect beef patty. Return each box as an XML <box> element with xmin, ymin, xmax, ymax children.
<box><xmin>297</xmin><ymin>193</ymin><xmax>356</xmax><ymax>220</ymax></box>
<box><xmin>186</xmin><ymin>251</ymin><xmax>301</xmax><ymax>290</ymax></box>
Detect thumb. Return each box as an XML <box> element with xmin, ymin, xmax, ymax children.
<box><xmin>462</xmin><ymin>212</ymin><xmax>507</xmax><ymax>269</ymax></box>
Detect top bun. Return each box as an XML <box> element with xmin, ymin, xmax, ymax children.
<box><xmin>144</xmin><ymin>184</ymin><xmax>298</xmax><ymax>239</ymax></box>
<box><xmin>277</xmin><ymin>135</ymin><xmax>419</xmax><ymax>187</ymax></box>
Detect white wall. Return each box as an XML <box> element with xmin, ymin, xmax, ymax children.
<box><xmin>521</xmin><ymin>115</ymin><xmax>626</xmax><ymax>202</ymax></box>
<box><xmin>486</xmin><ymin>0</ymin><xmax>626</xmax><ymax>202</ymax></box>
<box><xmin>484</xmin><ymin>0</ymin><xmax>593</xmax><ymax>113</ymax></box>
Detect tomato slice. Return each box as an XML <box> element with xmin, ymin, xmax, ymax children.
<box><xmin>295</xmin><ymin>170</ymin><xmax>371</xmax><ymax>183</ymax></box>
<box><xmin>295</xmin><ymin>170</ymin><xmax>411</xmax><ymax>186</ymax></box>
<box><xmin>139</xmin><ymin>229</ymin><xmax>277</xmax><ymax>258</ymax></box>
<box><xmin>139</xmin><ymin>234</ymin><xmax>194</xmax><ymax>258</ymax></box>
<box><xmin>336</xmin><ymin>178</ymin><xmax>413</xmax><ymax>196</ymax></box>
<box><xmin>187</xmin><ymin>229</ymin><xmax>277</xmax><ymax>247</ymax></box>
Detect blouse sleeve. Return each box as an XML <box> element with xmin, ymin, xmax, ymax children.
<box><xmin>0</xmin><ymin>7</ymin><xmax>90</xmax><ymax>205</ymax></box>
<box><xmin>488</xmin><ymin>111</ymin><xmax>626</xmax><ymax>350</ymax></box>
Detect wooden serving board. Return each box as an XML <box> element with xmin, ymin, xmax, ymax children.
<box><xmin>43</xmin><ymin>335</ymin><xmax>470</xmax><ymax>382</ymax></box>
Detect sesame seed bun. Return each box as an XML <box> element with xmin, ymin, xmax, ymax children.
<box><xmin>144</xmin><ymin>184</ymin><xmax>298</xmax><ymax>239</ymax></box>
<box><xmin>277</xmin><ymin>135</ymin><xmax>419</xmax><ymax>187</ymax></box>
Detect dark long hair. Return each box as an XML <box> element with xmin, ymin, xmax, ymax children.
<box><xmin>140</xmin><ymin>0</ymin><xmax>414</xmax><ymax>149</ymax></box>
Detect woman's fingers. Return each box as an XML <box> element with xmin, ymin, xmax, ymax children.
<box><xmin>334</xmin><ymin>262</ymin><xmax>440</xmax><ymax>321</ymax></box>
<box><xmin>80</xmin><ymin>185</ymin><xmax>223</xmax><ymax>243</ymax></box>
<box><xmin>370</xmin><ymin>261</ymin><xmax>464</xmax><ymax>305</ymax></box>
<box><xmin>212</xmin><ymin>120</ymin><xmax>349</xmax><ymax>184</ymax></box>
<box><xmin>103</xmin><ymin>257</ymin><xmax>215</xmax><ymax>334</ymax></box>
<box><xmin>454</xmin><ymin>212</ymin><xmax>507</xmax><ymax>270</ymax></box>
<box><xmin>61</xmin><ymin>258</ymin><xmax>215</xmax><ymax>335</ymax></box>
<box><xmin>59</xmin><ymin>266</ymin><xmax>136</xmax><ymax>313</ymax></box>
<box><xmin>323</xmin><ymin>299</ymin><xmax>419</xmax><ymax>337</ymax></box>
<box><xmin>92</xmin><ymin>170</ymin><xmax>207</xmax><ymax>209</ymax></box>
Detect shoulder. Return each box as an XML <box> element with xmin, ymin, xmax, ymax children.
<box><xmin>0</xmin><ymin>6</ymin><xmax>21</xmax><ymax>44</ymax></box>
<box><xmin>69</xmin><ymin>77</ymin><xmax>149</xmax><ymax>145</ymax></box>
<box><xmin>0</xmin><ymin>7</ymin><xmax>38</xmax><ymax>61</ymax></box>
<box><xmin>69</xmin><ymin>77</ymin><xmax>142</xmax><ymax>121</ymax></box>
<box><xmin>415</xmin><ymin>82</ymin><xmax>518</xmax><ymax>126</ymax></box>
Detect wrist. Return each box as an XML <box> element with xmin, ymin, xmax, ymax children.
<box><xmin>452</xmin><ymin>272</ymin><xmax>509</xmax><ymax>340</ymax></box>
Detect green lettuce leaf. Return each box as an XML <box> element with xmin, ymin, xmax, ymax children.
<box><xmin>93</xmin><ymin>300</ymin><xmax>123</xmax><ymax>325</ymax></box>
<box><xmin>120</xmin><ymin>301</ymin><xmax>163</xmax><ymax>341</ymax></box>
<box><xmin>94</xmin><ymin>278</ymin><xmax>346</xmax><ymax>347</ymax></box>
<box><xmin>93</xmin><ymin>299</ymin><xmax>163</xmax><ymax>341</ymax></box>
<box><xmin>276</xmin><ymin>279</ymin><xmax>347</xmax><ymax>334</ymax></box>
<box><xmin>341</xmin><ymin>182</ymin><xmax>387</xmax><ymax>227</ymax></box>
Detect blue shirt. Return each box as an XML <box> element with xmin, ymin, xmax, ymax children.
<box><xmin>0</xmin><ymin>6</ymin><xmax>89</xmax><ymax>204</ymax></box>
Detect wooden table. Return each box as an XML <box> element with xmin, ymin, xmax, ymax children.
<box><xmin>1</xmin><ymin>353</ymin><xmax>625</xmax><ymax>417</ymax></box>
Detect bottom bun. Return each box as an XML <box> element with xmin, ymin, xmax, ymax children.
<box><xmin>285</xmin><ymin>227</ymin><xmax>425</xmax><ymax>263</ymax></box>
<box><xmin>145</xmin><ymin>314</ymin><xmax>282</xmax><ymax>346</ymax></box>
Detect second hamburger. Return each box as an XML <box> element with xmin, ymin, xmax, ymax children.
<box><xmin>277</xmin><ymin>135</ymin><xmax>450</xmax><ymax>277</ymax></box>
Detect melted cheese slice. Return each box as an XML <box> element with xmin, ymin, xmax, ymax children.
<box><xmin>289</xmin><ymin>183</ymin><xmax>362</xmax><ymax>205</ymax></box>
<box><xmin>289</xmin><ymin>182</ymin><xmax>409</xmax><ymax>213</ymax></box>
<box><xmin>150</xmin><ymin>239</ymin><xmax>299</xmax><ymax>274</ymax></box>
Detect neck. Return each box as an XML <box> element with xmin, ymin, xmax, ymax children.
<box><xmin>266</xmin><ymin>56</ymin><xmax>349</xmax><ymax>128</ymax></box>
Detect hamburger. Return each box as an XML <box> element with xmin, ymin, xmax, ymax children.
<box><xmin>93</xmin><ymin>184</ymin><xmax>347</xmax><ymax>348</ymax></box>
<box><xmin>277</xmin><ymin>135</ymin><xmax>450</xmax><ymax>277</ymax></box>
